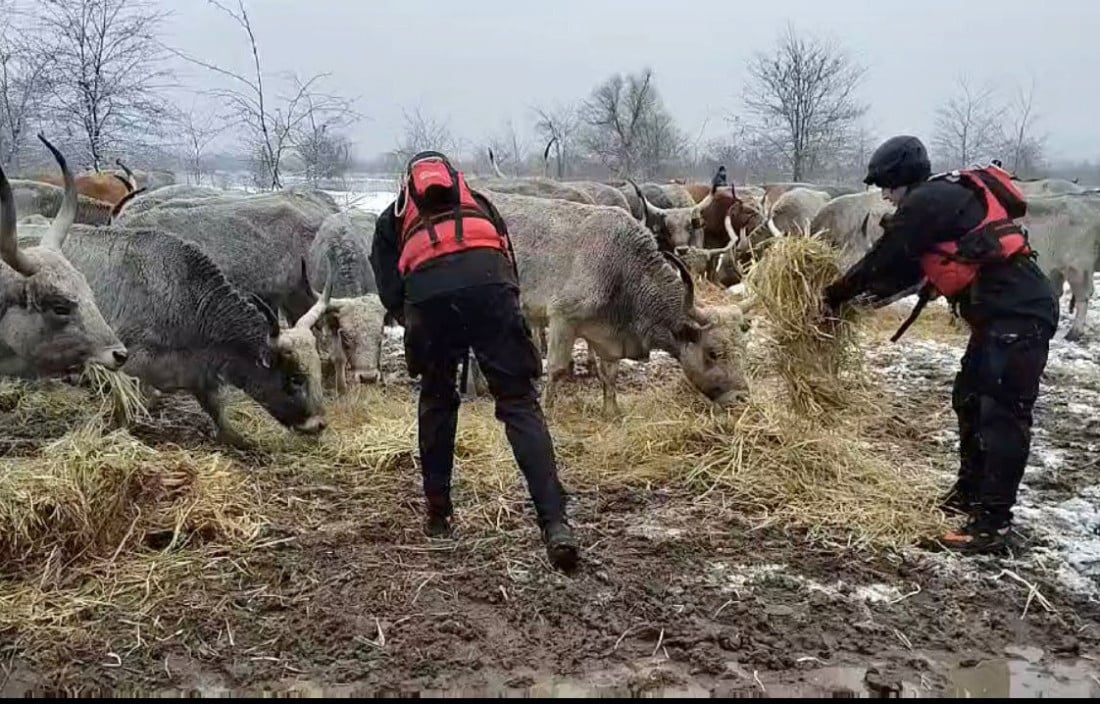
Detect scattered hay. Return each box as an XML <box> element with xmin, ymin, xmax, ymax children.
<box><xmin>0</xmin><ymin>418</ymin><xmax>262</xmax><ymax>576</ymax></box>
<box><xmin>743</xmin><ymin>233</ymin><xmax>866</xmax><ymax>416</ymax></box>
<box><xmin>79</xmin><ymin>363</ymin><xmax>150</xmax><ymax>424</ymax></box>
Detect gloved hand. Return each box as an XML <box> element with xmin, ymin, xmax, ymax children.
<box><xmin>821</xmin><ymin>279</ymin><xmax>851</xmax><ymax>317</ymax></box>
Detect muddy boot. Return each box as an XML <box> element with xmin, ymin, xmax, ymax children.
<box><xmin>542</xmin><ymin>519</ymin><xmax>579</xmax><ymax>572</ymax></box>
<box><xmin>938</xmin><ymin>511</ymin><xmax>1011</xmax><ymax>555</ymax></box>
<box><xmin>425</xmin><ymin>494</ymin><xmax>454</xmax><ymax>539</ymax></box>
<box><xmin>939</xmin><ymin>482</ymin><xmax>977</xmax><ymax>516</ymax></box>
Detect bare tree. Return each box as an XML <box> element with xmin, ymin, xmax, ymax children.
<box><xmin>296</xmin><ymin>109</ymin><xmax>352</xmax><ymax>187</ymax></box>
<box><xmin>532</xmin><ymin>101</ymin><xmax>578</xmax><ymax>179</ymax></box>
<box><xmin>169</xmin><ymin>0</ymin><xmax>360</xmax><ymax>189</ymax></box>
<box><xmin>0</xmin><ymin>1</ymin><xmax>48</xmax><ymax>169</ymax></box>
<box><xmin>34</xmin><ymin>0</ymin><xmax>175</xmax><ymax>171</ymax></box>
<box><xmin>742</xmin><ymin>23</ymin><xmax>868</xmax><ymax>181</ymax></box>
<box><xmin>1000</xmin><ymin>79</ymin><xmax>1045</xmax><ymax>178</ymax></box>
<box><xmin>392</xmin><ymin>106</ymin><xmax>454</xmax><ymax>167</ymax></box>
<box><xmin>579</xmin><ymin>68</ymin><xmax>686</xmax><ymax>179</ymax></box>
<box><xmin>932</xmin><ymin>75</ymin><xmax>1005</xmax><ymax>169</ymax></box>
<box><xmin>173</xmin><ymin>103</ymin><xmax>233</xmax><ymax>185</ymax></box>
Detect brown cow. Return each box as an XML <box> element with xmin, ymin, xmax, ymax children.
<box><xmin>27</xmin><ymin>158</ymin><xmax>136</xmax><ymax>206</ymax></box>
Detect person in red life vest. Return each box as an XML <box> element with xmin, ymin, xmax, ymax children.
<box><xmin>822</xmin><ymin>135</ymin><xmax>1060</xmax><ymax>554</ymax></box>
<box><xmin>368</xmin><ymin>150</ymin><xmax>578</xmax><ymax>571</ymax></box>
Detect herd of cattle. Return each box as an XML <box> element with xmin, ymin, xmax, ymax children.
<box><xmin>0</xmin><ymin>135</ymin><xmax>1097</xmax><ymax>447</ymax></box>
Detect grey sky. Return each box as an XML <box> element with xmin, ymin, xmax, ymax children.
<box><xmin>164</xmin><ymin>0</ymin><xmax>1100</xmax><ymax>163</ymax></box>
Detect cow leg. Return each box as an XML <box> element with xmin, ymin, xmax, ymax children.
<box><xmin>542</xmin><ymin>317</ymin><xmax>576</xmax><ymax>411</ymax></box>
<box><xmin>594</xmin><ymin>354</ymin><xmax>622</xmax><ymax>418</ymax></box>
<box><xmin>329</xmin><ymin>328</ymin><xmax>349</xmax><ymax>395</ymax></box>
<box><xmin>1065</xmin><ymin>267</ymin><xmax>1092</xmax><ymax>342</ymax></box>
<box><xmin>195</xmin><ymin>386</ymin><xmax>252</xmax><ymax>450</ymax></box>
<box><xmin>462</xmin><ymin>350</ymin><xmax>490</xmax><ymax>397</ymax></box>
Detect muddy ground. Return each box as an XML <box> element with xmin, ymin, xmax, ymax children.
<box><xmin>1</xmin><ymin>295</ymin><xmax>1098</xmax><ymax>697</ymax></box>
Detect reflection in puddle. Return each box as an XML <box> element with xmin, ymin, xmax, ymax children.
<box><xmin>950</xmin><ymin>657</ymin><xmax>1100</xmax><ymax>698</ymax></box>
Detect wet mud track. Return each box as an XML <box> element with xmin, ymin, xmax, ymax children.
<box><xmin>3</xmin><ymin>297</ymin><xmax>1100</xmax><ymax>697</ymax></box>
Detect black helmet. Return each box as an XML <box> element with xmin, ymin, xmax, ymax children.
<box><xmin>863</xmin><ymin>136</ymin><xmax>931</xmax><ymax>189</ymax></box>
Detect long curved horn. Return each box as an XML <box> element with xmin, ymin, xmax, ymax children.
<box><xmin>628</xmin><ymin>178</ymin><xmax>665</xmax><ymax>219</ymax></box>
<box><xmin>766</xmin><ymin>216</ymin><xmax>783</xmax><ymax>241</ymax></box>
<box><xmin>543</xmin><ymin>137</ymin><xmax>556</xmax><ymax>162</ymax></box>
<box><xmin>488</xmin><ymin>148</ymin><xmax>506</xmax><ymax>178</ymax></box>
<box><xmin>661</xmin><ymin>249</ymin><xmax>696</xmax><ymax>311</ymax></box>
<box><xmin>109</xmin><ymin>186</ymin><xmax>146</xmax><ymax>223</ymax></box>
<box><xmin>38</xmin><ymin>134</ymin><xmax>75</xmax><ymax>250</ymax></box>
<box><xmin>115</xmin><ymin>158</ymin><xmax>137</xmax><ymax>191</ymax></box>
<box><xmin>111</xmin><ymin>173</ymin><xmax>132</xmax><ymax>192</ymax></box>
<box><xmin>724</xmin><ymin>213</ymin><xmax>748</xmax><ymax>252</ymax></box>
<box><xmin>295</xmin><ymin>265</ymin><xmax>333</xmax><ymax>331</ymax></box>
<box><xmin>248</xmin><ymin>293</ymin><xmax>280</xmax><ymax>338</ymax></box>
<box><xmin>696</xmin><ymin>183</ymin><xmax>717</xmax><ymax>211</ymax></box>
<box><xmin>0</xmin><ymin>161</ymin><xmax>36</xmax><ymax>276</ymax></box>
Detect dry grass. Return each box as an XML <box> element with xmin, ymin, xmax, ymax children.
<box><xmin>742</xmin><ymin>233</ymin><xmax>867</xmax><ymax>416</ymax></box>
<box><xmin>863</xmin><ymin>297</ymin><xmax>971</xmax><ymax>344</ymax></box>
<box><xmin>0</xmin><ymin>277</ymin><xmax>958</xmax><ymax>660</ymax></box>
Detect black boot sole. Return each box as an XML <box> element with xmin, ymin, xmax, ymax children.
<box><xmin>547</xmin><ymin>542</ymin><xmax>579</xmax><ymax>571</ymax></box>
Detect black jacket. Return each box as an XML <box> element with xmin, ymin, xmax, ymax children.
<box><xmin>368</xmin><ymin>189</ymin><xmax>519</xmax><ymax>323</ymax></box>
<box><xmin>825</xmin><ymin>178</ymin><xmax>1059</xmax><ymax>333</ymax></box>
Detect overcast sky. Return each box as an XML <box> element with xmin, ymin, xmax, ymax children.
<box><xmin>162</xmin><ymin>0</ymin><xmax>1100</xmax><ymax>163</ymax></box>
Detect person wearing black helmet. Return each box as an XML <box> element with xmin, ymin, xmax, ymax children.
<box><xmin>369</xmin><ymin>150</ymin><xmax>579</xmax><ymax>571</ymax></box>
<box><xmin>822</xmin><ymin>135</ymin><xmax>1059</xmax><ymax>555</ymax></box>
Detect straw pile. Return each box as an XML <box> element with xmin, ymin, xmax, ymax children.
<box><xmin>742</xmin><ymin>232</ymin><xmax>866</xmax><ymax>416</ymax></box>
<box><xmin>0</xmin><ymin>419</ymin><xmax>261</xmax><ymax>576</ymax></box>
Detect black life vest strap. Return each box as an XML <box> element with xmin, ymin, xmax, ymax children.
<box><xmin>890</xmin><ymin>282</ymin><xmax>934</xmax><ymax>343</ymax></box>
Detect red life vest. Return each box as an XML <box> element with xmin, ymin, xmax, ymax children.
<box><xmin>395</xmin><ymin>153</ymin><xmax>511</xmax><ymax>276</ymax></box>
<box><xmin>919</xmin><ymin>165</ymin><xmax>1032</xmax><ymax>297</ymax></box>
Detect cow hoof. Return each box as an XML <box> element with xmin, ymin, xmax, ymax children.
<box><xmin>1065</xmin><ymin>329</ymin><xmax>1085</xmax><ymax>343</ymax></box>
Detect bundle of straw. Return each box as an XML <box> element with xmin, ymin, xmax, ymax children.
<box><xmin>0</xmin><ymin>420</ymin><xmax>260</xmax><ymax>575</ymax></box>
<box><xmin>78</xmin><ymin>364</ymin><xmax>150</xmax><ymax>425</ymax></box>
<box><xmin>743</xmin><ymin>233</ymin><xmax>866</xmax><ymax>416</ymax></box>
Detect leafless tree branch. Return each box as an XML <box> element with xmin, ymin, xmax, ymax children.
<box><xmin>742</xmin><ymin>23</ymin><xmax>868</xmax><ymax>181</ymax></box>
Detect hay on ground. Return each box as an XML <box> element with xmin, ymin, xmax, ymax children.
<box><xmin>743</xmin><ymin>232</ymin><xmax>867</xmax><ymax>416</ymax></box>
<box><xmin>0</xmin><ymin>418</ymin><xmax>261</xmax><ymax>576</ymax></box>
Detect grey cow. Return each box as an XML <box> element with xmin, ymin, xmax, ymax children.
<box><xmin>1019</xmin><ymin>192</ymin><xmax>1100</xmax><ymax>341</ymax></box>
<box><xmin>306</xmin><ymin>210</ymin><xmax>387</xmax><ymax>392</ymax></box>
<box><xmin>483</xmin><ymin>192</ymin><xmax>750</xmax><ymax>416</ymax></box>
<box><xmin>17</xmin><ymin>221</ymin><xmax>333</xmax><ymax>446</ymax></box>
<box><xmin>810</xmin><ymin>190</ymin><xmax>897</xmax><ymax>271</ymax></box>
<box><xmin>116</xmin><ymin>189</ymin><xmax>337</xmax><ymax>324</ymax></box>
<box><xmin>0</xmin><ymin>135</ymin><xmax>128</xmax><ymax>379</ymax></box>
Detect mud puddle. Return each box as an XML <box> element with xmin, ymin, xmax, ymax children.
<box><xmin>121</xmin><ymin>656</ymin><xmax>1099</xmax><ymax>698</ymax></box>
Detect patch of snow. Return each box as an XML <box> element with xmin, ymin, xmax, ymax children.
<box><xmin>706</xmin><ymin>562</ymin><xmax>908</xmax><ymax>605</ymax></box>
<box><xmin>852</xmin><ymin>583</ymin><xmax>905</xmax><ymax>604</ymax></box>
<box><xmin>626</xmin><ymin>524</ymin><xmax>685</xmax><ymax>541</ymax></box>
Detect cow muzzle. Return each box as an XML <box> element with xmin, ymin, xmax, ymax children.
<box><xmin>92</xmin><ymin>345</ymin><xmax>129</xmax><ymax>371</ymax></box>
<box><xmin>294</xmin><ymin>415</ymin><xmax>327</xmax><ymax>435</ymax></box>
<box><xmin>352</xmin><ymin>368</ymin><xmax>380</xmax><ymax>384</ymax></box>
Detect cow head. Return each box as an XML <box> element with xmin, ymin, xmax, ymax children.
<box><xmin>630</xmin><ymin>180</ymin><xmax>711</xmax><ymax>249</ymax></box>
<box><xmin>318</xmin><ymin>292</ymin><xmax>387</xmax><ymax>390</ymax></box>
<box><xmin>662</xmin><ymin>251</ymin><xmax>750</xmax><ymax>406</ymax></box>
<box><xmin>0</xmin><ymin>135</ymin><xmax>128</xmax><ymax>377</ymax></box>
<box><xmin>238</xmin><ymin>277</ymin><xmax>333</xmax><ymax>436</ymax></box>
<box><xmin>728</xmin><ymin>192</ymin><xmax>783</xmax><ymax>254</ymax></box>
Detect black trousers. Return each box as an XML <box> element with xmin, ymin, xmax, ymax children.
<box><xmin>403</xmin><ymin>284</ymin><xmax>567</xmax><ymax>526</ymax></box>
<box><xmin>951</xmin><ymin>319</ymin><xmax>1052</xmax><ymax>525</ymax></box>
